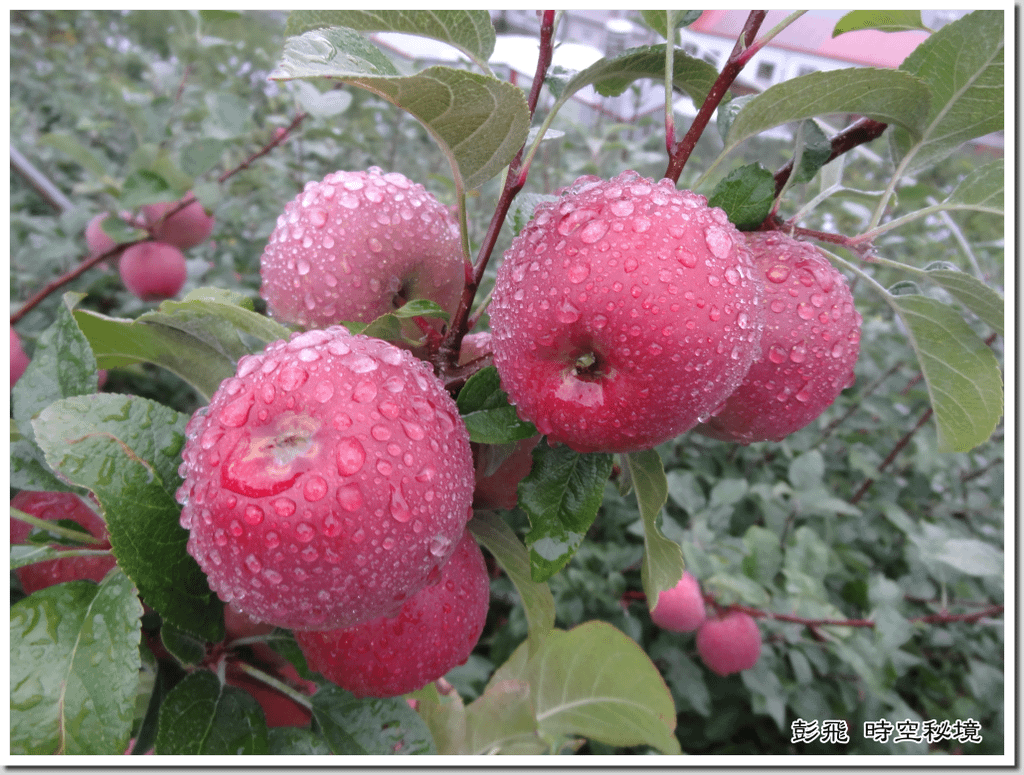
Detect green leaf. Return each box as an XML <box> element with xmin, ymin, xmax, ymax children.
<box><xmin>456</xmin><ymin>366</ymin><xmax>537</xmax><ymax>444</ymax></box>
<box><xmin>640</xmin><ymin>10</ymin><xmax>703</xmax><ymax>39</ymax></box>
<box><xmin>272</xmin><ymin>28</ymin><xmax>530</xmax><ymax>191</ymax></box>
<box><xmin>38</xmin><ymin>132</ymin><xmax>109</xmax><ymax>178</ymax></box>
<box><xmin>74</xmin><ymin>288</ymin><xmax>291</xmax><ymax>401</ymax></box>
<box><xmin>625</xmin><ymin>449</ymin><xmax>684</xmax><ymax>612</ymax></box>
<box><xmin>562</xmin><ymin>44</ymin><xmax>718</xmax><ymax>109</ymax></box>
<box><xmin>268</xmin><ymin>727</ymin><xmax>334</xmax><ymax>755</ymax></box>
<box><xmin>788</xmin><ymin>450</ymin><xmax>825</xmax><ymax>491</ymax></box>
<box><xmin>32</xmin><ymin>394</ymin><xmax>225</xmax><ymax>642</ymax></box>
<box><xmin>285</xmin><ymin>10</ymin><xmax>496</xmax><ymax>69</ymax></box>
<box><xmin>203</xmin><ymin>91</ymin><xmax>255</xmax><ymax>140</ymax></box>
<box><xmin>293</xmin><ymin>80</ymin><xmax>354</xmax><ymax>117</ymax></box>
<box><xmin>10</xmin><ymin>544</ymin><xmax>111</xmax><ymax>571</ymax></box>
<box><xmin>724</xmin><ymin>68</ymin><xmax>931</xmax><ymax>152</ymax></box>
<box><xmin>179</xmin><ymin>138</ymin><xmax>227</xmax><ymax>177</ymax></box>
<box><xmin>832</xmin><ymin>10</ymin><xmax>930</xmax><ymax>36</ymax></box>
<box><xmin>12</xmin><ymin>293</ymin><xmax>99</xmax><ymax>444</ymax></box>
<box><xmin>526</xmin><ymin>621</ymin><xmax>680</xmax><ymax>754</ymax></box>
<box><xmin>707</xmin><ymin>162</ymin><xmax>776</xmax><ymax>229</ymax></box>
<box><xmin>742</xmin><ymin>525</ymin><xmax>783</xmax><ymax>587</ymax></box>
<box><xmin>160</xmin><ymin>623</ymin><xmax>208</xmax><ymax>667</ymax></box>
<box><xmin>923</xmin><ymin>268</ymin><xmax>1004</xmax><ymax>336</ymax></box>
<box><xmin>890</xmin><ymin>11</ymin><xmax>1004</xmax><ymax>172</ymax></box>
<box><xmin>468</xmin><ymin>511</ymin><xmax>555</xmax><ymax>655</ymax></box>
<box><xmin>155</xmin><ymin>671</ymin><xmax>268</xmax><ymax>754</ymax></box>
<box><xmin>942</xmin><ymin>159</ymin><xmax>1004</xmax><ymax>214</ymax></box>
<box><xmin>890</xmin><ymin>295</ymin><xmax>1003</xmax><ymax>452</ymax></box>
<box><xmin>790</xmin><ymin>120</ymin><xmax>833</xmax><ymax>184</ymax></box>
<box><xmin>463</xmin><ymin>679</ymin><xmax>543</xmax><ymax>754</ymax></box>
<box><xmin>120</xmin><ymin>169</ymin><xmax>174</xmax><ymax>208</ymax></box>
<box><xmin>10</xmin><ymin>571</ymin><xmax>143</xmax><ymax>755</ymax></box>
<box><xmin>311</xmin><ymin>684</ymin><xmax>436</xmax><ymax>755</ymax></box>
<box><xmin>518</xmin><ymin>440</ymin><xmax>614</xmax><ymax>582</ymax></box>
<box><xmin>506</xmin><ymin>192</ymin><xmax>558</xmax><ymax>236</ymax></box>
<box><xmin>933</xmin><ymin>538</ymin><xmax>1003</xmax><ymax>578</ymax></box>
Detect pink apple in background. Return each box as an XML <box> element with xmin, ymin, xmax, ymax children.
<box><xmin>650</xmin><ymin>571</ymin><xmax>707</xmax><ymax>632</ymax></box>
<box><xmin>85</xmin><ymin>212</ymin><xmax>119</xmax><ymax>256</ymax></box>
<box><xmin>458</xmin><ymin>331</ymin><xmax>493</xmax><ymax>365</ymax></box>
<box><xmin>294</xmin><ymin>528</ymin><xmax>490</xmax><ymax>698</ymax></box>
<box><xmin>489</xmin><ymin>170</ymin><xmax>764</xmax><ymax>454</ymax></box>
<box><xmin>143</xmin><ymin>194</ymin><xmax>215</xmax><ymax>250</ymax></box>
<box><xmin>10</xmin><ymin>490</ymin><xmax>117</xmax><ymax>594</ymax></box>
<box><xmin>472</xmin><ymin>435</ymin><xmax>540</xmax><ymax>511</ymax></box>
<box><xmin>259</xmin><ymin>167</ymin><xmax>465</xmax><ymax>337</ymax></box>
<box><xmin>118</xmin><ymin>241</ymin><xmax>188</xmax><ymax>300</ymax></box>
<box><xmin>698</xmin><ymin>230</ymin><xmax>862</xmax><ymax>444</ymax></box>
<box><xmin>11</xmin><ymin>327</ymin><xmax>30</xmax><ymax>388</ymax></box>
<box><xmin>696</xmin><ymin>610</ymin><xmax>763</xmax><ymax>676</ymax></box>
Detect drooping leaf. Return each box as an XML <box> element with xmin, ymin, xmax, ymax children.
<box><xmin>517</xmin><ymin>440</ymin><xmax>614</xmax><ymax>582</ymax></box>
<box><xmin>941</xmin><ymin>160</ymin><xmax>1004</xmax><ymax>214</ymax></box>
<box><xmin>268</xmin><ymin>727</ymin><xmax>334</xmax><ymax>755</ymax></box>
<box><xmin>179</xmin><ymin>138</ymin><xmax>228</xmax><ymax>177</ymax></box>
<box><xmin>561</xmin><ymin>43</ymin><xmax>718</xmax><ymax>109</ymax></box>
<box><xmin>625</xmin><ymin>449</ymin><xmax>684</xmax><ymax>612</ymax></box>
<box><xmin>38</xmin><ymin>132</ymin><xmax>110</xmax><ymax>178</ymax></box>
<box><xmin>790</xmin><ymin>119</ymin><xmax>833</xmax><ymax>184</ymax></box>
<box><xmin>12</xmin><ymin>293</ymin><xmax>99</xmax><ymax>443</ymax></box>
<box><xmin>311</xmin><ymin>684</ymin><xmax>436</xmax><ymax>755</ymax></box>
<box><xmin>469</xmin><ymin>510</ymin><xmax>556</xmax><ymax>655</ymax></box>
<box><xmin>933</xmin><ymin>538</ymin><xmax>1003</xmax><ymax>578</ymax></box>
<box><xmin>32</xmin><ymin>394</ymin><xmax>224</xmax><ymax>642</ymax></box>
<box><xmin>923</xmin><ymin>267</ymin><xmax>1004</xmax><ymax>336</ymax></box>
<box><xmin>890</xmin><ymin>10</ymin><xmax>1004</xmax><ymax>172</ymax></box>
<box><xmin>463</xmin><ymin>680</ymin><xmax>543</xmax><ymax>755</ymax></box>
<box><xmin>10</xmin><ymin>571</ymin><xmax>143</xmax><ymax>755</ymax></box>
<box><xmin>272</xmin><ymin>27</ymin><xmax>530</xmax><ymax>191</ymax></box>
<box><xmin>120</xmin><ymin>169</ymin><xmax>174</xmax><ymax>208</ymax></box>
<box><xmin>155</xmin><ymin>670</ymin><xmax>268</xmax><ymax>754</ymax></box>
<box><xmin>525</xmin><ymin>621</ymin><xmax>680</xmax><ymax>754</ymax></box>
<box><xmin>724</xmin><ymin>68</ymin><xmax>931</xmax><ymax>153</ymax></box>
<box><xmin>285</xmin><ymin>10</ymin><xmax>496</xmax><ymax>69</ymax></box>
<box><xmin>889</xmin><ymin>295</ymin><xmax>1003</xmax><ymax>452</ymax></box>
<box><xmin>832</xmin><ymin>10</ymin><xmax>930</xmax><ymax>36</ymax></box>
<box><xmin>75</xmin><ymin>288</ymin><xmax>292</xmax><ymax>401</ymax></box>
<box><xmin>707</xmin><ymin>162</ymin><xmax>776</xmax><ymax>229</ymax></box>
<box><xmin>456</xmin><ymin>366</ymin><xmax>537</xmax><ymax>444</ymax></box>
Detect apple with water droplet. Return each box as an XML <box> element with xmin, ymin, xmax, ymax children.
<box><xmin>176</xmin><ymin>326</ymin><xmax>475</xmax><ymax>631</ymax></box>
<box><xmin>119</xmin><ymin>241</ymin><xmax>188</xmax><ymax>300</ymax></box>
<box><xmin>259</xmin><ymin>167</ymin><xmax>466</xmax><ymax>340</ymax></box>
<box><xmin>488</xmin><ymin>170</ymin><xmax>764</xmax><ymax>454</ymax></box>
<box><xmin>295</xmin><ymin>527</ymin><xmax>489</xmax><ymax>698</ymax></box>
<box><xmin>696</xmin><ymin>610</ymin><xmax>762</xmax><ymax>676</ymax></box>
<box><xmin>697</xmin><ymin>231</ymin><xmax>862</xmax><ymax>444</ymax></box>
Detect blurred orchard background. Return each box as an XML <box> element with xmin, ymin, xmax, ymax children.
<box><xmin>9</xmin><ymin>10</ymin><xmax>1007</xmax><ymax>757</ymax></box>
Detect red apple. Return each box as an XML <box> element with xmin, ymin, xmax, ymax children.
<box><xmin>650</xmin><ymin>571</ymin><xmax>706</xmax><ymax>632</ymax></box>
<box><xmin>698</xmin><ymin>231</ymin><xmax>862</xmax><ymax>443</ymax></box>
<box><xmin>119</xmin><ymin>241</ymin><xmax>187</xmax><ymax>300</ymax></box>
<box><xmin>472</xmin><ymin>435</ymin><xmax>540</xmax><ymax>511</ymax></box>
<box><xmin>10</xmin><ymin>490</ymin><xmax>117</xmax><ymax>594</ymax></box>
<box><xmin>11</xmin><ymin>327</ymin><xmax>30</xmax><ymax>388</ymax></box>
<box><xmin>488</xmin><ymin>171</ymin><xmax>764</xmax><ymax>454</ymax></box>
<box><xmin>85</xmin><ymin>212</ymin><xmax>119</xmax><ymax>256</ymax></box>
<box><xmin>143</xmin><ymin>194</ymin><xmax>215</xmax><ymax>250</ymax></box>
<box><xmin>696</xmin><ymin>610</ymin><xmax>762</xmax><ymax>676</ymax></box>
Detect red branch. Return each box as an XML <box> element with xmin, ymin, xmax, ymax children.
<box><xmin>664</xmin><ymin>10</ymin><xmax>766</xmax><ymax>183</ymax></box>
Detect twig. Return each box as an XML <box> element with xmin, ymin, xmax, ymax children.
<box><xmin>773</xmin><ymin>117</ymin><xmax>889</xmax><ymax>199</ymax></box>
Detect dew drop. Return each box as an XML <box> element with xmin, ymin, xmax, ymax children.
<box><xmin>244</xmin><ymin>505</ymin><xmax>265</xmax><ymax>525</ymax></box>
<box><xmin>336</xmin><ymin>437</ymin><xmax>366</xmax><ymax>476</ymax></box>
<box><xmin>555</xmin><ymin>300</ymin><xmax>581</xmax><ymax>324</ymax></box>
<box><xmin>219</xmin><ymin>393</ymin><xmax>255</xmax><ymax>428</ymax></box>
<box><xmin>704</xmin><ymin>226</ymin><xmax>733</xmax><ymax>258</ymax></box>
<box><xmin>429</xmin><ymin>534</ymin><xmax>452</xmax><ymax>557</ymax></box>
<box><xmin>579</xmin><ymin>219</ymin><xmax>609</xmax><ymax>244</ymax></box>
<box><xmin>766</xmin><ymin>264</ymin><xmax>790</xmax><ymax>284</ymax></box>
<box><xmin>263</xmin><ymin>568</ymin><xmax>283</xmax><ymax>585</ymax></box>
<box><xmin>767</xmin><ymin>345</ymin><xmax>788</xmax><ymax>364</ymax></box>
<box><xmin>303</xmin><ymin>475</ymin><xmax>328</xmax><ymax>502</ymax></box>
<box><xmin>278</xmin><ymin>365</ymin><xmax>309</xmax><ymax>392</ymax></box>
<box><xmin>272</xmin><ymin>497</ymin><xmax>296</xmax><ymax>517</ymax></box>
<box><xmin>265</xmin><ymin>531</ymin><xmax>280</xmax><ymax>549</ymax></box>
<box><xmin>244</xmin><ymin>554</ymin><xmax>262</xmax><ymax>574</ymax></box>
<box><xmin>789</xmin><ymin>343</ymin><xmax>808</xmax><ymax>363</ymax></box>
<box><xmin>796</xmin><ymin>303</ymin><xmax>815</xmax><ymax>320</ymax></box>
<box><xmin>390</xmin><ymin>485</ymin><xmax>412</xmax><ymax>522</ymax></box>
<box><xmin>295</xmin><ymin>522</ymin><xmax>315</xmax><ymax>542</ymax></box>
<box><xmin>568</xmin><ymin>262</ymin><xmax>591</xmax><ymax>284</ymax></box>
<box><xmin>676</xmin><ymin>247</ymin><xmax>698</xmax><ymax>268</ymax></box>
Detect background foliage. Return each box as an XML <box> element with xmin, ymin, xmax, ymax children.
<box><xmin>10</xmin><ymin>9</ymin><xmax>1007</xmax><ymax>758</ymax></box>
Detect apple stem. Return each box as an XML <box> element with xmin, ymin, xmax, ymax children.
<box><xmin>233</xmin><ymin>660</ymin><xmax>314</xmax><ymax>711</ymax></box>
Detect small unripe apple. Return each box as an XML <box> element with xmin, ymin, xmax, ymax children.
<box><xmin>143</xmin><ymin>194</ymin><xmax>215</xmax><ymax>250</ymax></box>
<box><xmin>11</xmin><ymin>327</ymin><xmax>30</xmax><ymax>388</ymax></box>
<box><xmin>696</xmin><ymin>610</ymin><xmax>762</xmax><ymax>676</ymax></box>
<box><xmin>650</xmin><ymin>571</ymin><xmax>706</xmax><ymax>632</ymax></box>
<box><xmin>119</xmin><ymin>241</ymin><xmax>188</xmax><ymax>300</ymax></box>
<box><xmin>698</xmin><ymin>231</ymin><xmax>861</xmax><ymax>443</ymax></box>
<box><xmin>489</xmin><ymin>170</ymin><xmax>764</xmax><ymax>454</ymax></box>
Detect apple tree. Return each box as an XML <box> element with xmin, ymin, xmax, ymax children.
<box><xmin>10</xmin><ymin>10</ymin><xmax>1006</xmax><ymax>758</ymax></box>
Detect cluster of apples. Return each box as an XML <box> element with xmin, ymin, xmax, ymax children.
<box><xmin>84</xmin><ymin>193</ymin><xmax>215</xmax><ymax>301</ymax></box>
<box><xmin>15</xmin><ymin>165</ymin><xmax>862</xmax><ymax>703</ymax></box>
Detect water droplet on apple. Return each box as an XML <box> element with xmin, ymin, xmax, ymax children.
<box><xmin>219</xmin><ymin>393</ymin><xmax>255</xmax><ymax>428</ymax></box>
<box><xmin>796</xmin><ymin>303</ymin><xmax>815</xmax><ymax>320</ymax></box>
<box><xmin>244</xmin><ymin>505</ymin><xmax>264</xmax><ymax>525</ymax></box>
<box><xmin>303</xmin><ymin>475</ymin><xmax>328</xmax><ymax>502</ymax></box>
<box><xmin>336</xmin><ymin>438</ymin><xmax>366</xmax><ymax>476</ymax></box>
<box><xmin>245</xmin><ymin>554</ymin><xmax>262</xmax><ymax>574</ymax></box>
<box><xmin>579</xmin><ymin>219</ymin><xmax>609</xmax><ymax>244</ymax></box>
<box><xmin>789</xmin><ymin>343</ymin><xmax>807</xmax><ymax>363</ymax></box>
